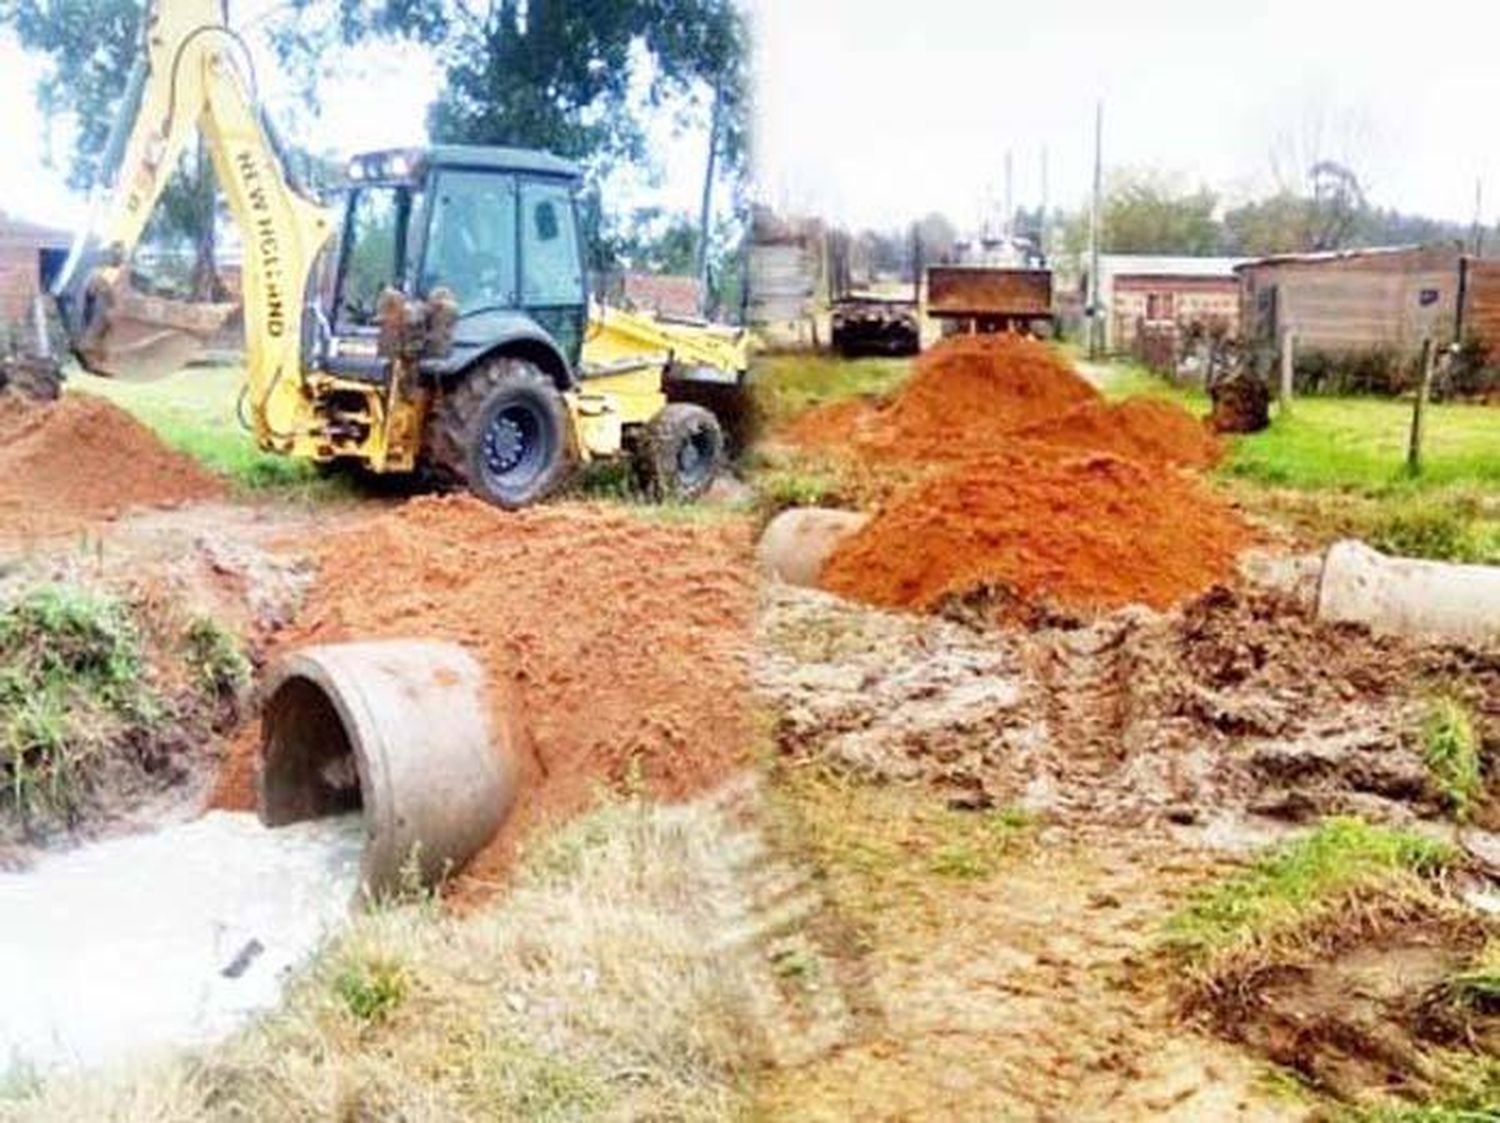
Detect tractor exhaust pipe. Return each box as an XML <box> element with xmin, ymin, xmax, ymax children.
<box><xmin>257</xmin><ymin>640</ymin><xmax>516</xmax><ymax>896</ymax></box>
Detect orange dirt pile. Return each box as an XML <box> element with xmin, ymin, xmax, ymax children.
<box><xmin>213</xmin><ymin>494</ymin><xmax>754</xmax><ymax>896</ymax></box>
<box><xmin>1011</xmin><ymin>397</ymin><xmax>1223</xmax><ymax>469</ymax></box>
<box><xmin>821</xmin><ymin>453</ymin><xmax>1252</xmax><ymax>613</ymax></box>
<box><xmin>0</xmin><ymin>394</ymin><xmax>223</xmax><ymax>535</ymax></box>
<box><xmin>788</xmin><ymin>334</ymin><xmax>1100</xmax><ymax>461</ymax></box>
<box><xmin>785</xmin><ymin>334</ymin><xmax>1222</xmax><ymax>469</ymax></box>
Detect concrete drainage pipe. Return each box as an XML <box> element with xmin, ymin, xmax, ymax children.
<box><xmin>757</xmin><ymin>507</ymin><xmax>870</xmax><ymax>588</ymax></box>
<box><xmin>257</xmin><ymin>640</ymin><xmax>515</xmax><ymax>897</ymax></box>
<box><xmin>1317</xmin><ymin>540</ymin><xmax>1500</xmax><ymax>647</ymax></box>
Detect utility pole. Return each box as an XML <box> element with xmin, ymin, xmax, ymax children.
<box><xmin>1088</xmin><ymin>101</ymin><xmax>1103</xmax><ymax>359</ymax></box>
<box><xmin>1472</xmin><ymin>178</ymin><xmax>1485</xmax><ymax>257</ymax></box>
<box><xmin>1039</xmin><ymin>145</ymin><xmax>1050</xmax><ymax>260</ymax></box>
<box><xmin>1004</xmin><ymin>149</ymin><xmax>1014</xmax><ymax>241</ymax></box>
<box><xmin>695</xmin><ymin>80</ymin><xmax>723</xmax><ymax>317</ymax></box>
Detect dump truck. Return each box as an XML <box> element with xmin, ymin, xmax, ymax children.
<box><xmin>829</xmin><ymin>296</ymin><xmax>921</xmax><ymax>357</ymax></box>
<box><xmin>18</xmin><ymin>0</ymin><xmax>749</xmax><ymax>511</ymax></box>
<box><xmin>925</xmin><ymin>265</ymin><xmax>1053</xmax><ymax>335</ymax></box>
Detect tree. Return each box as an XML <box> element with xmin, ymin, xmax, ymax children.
<box><xmin>1099</xmin><ymin>172</ymin><xmax>1220</xmax><ymax>255</ymax></box>
<box><xmin>271</xmin><ymin>0</ymin><xmax>750</xmax><ymax>289</ymax></box>
<box><xmin>1221</xmin><ymin>193</ymin><xmax>1315</xmax><ymax>256</ymax></box>
<box><xmin>914</xmin><ymin>212</ymin><xmax>959</xmax><ymax>265</ymax></box>
<box><xmin>4</xmin><ymin>0</ymin><xmax>224</xmax><ymax>299</ymax></box>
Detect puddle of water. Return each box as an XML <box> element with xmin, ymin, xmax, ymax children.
<box><xmin>0</xmin><ymin>811</ymin><xmax>364</xmax><ymax>1073</ymax></box>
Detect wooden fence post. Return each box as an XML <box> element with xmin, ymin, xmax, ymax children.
<box><xmin>1279</xmin><ymin>328</ymin><xmax>1295</xmax><ymax>416</ymax></box>
<box><xmin>1407</xmin><ymin>337</ymin><xmax>1436</xmax><ymax>476</ymax></box>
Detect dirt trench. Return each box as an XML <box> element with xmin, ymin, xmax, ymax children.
<box><xmin>757</xmin><ymin>580</ymin><xmax>1499</xmax><ymax>834</ymax></box>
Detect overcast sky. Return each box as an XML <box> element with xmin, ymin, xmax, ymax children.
<box><xmin>753</xmin><ymin>0</ymin><xmax>1500</xmax><ymax>232</ymax></box>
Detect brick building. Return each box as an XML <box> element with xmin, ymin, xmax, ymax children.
<box><xmin>0</xmin><ymin>215</ymin><xmax>70</xmax><ymax>327</ymax></box>
<box><xmin>1094</xmin><ymin>254</ymin><xmax>1246</xmax><ymax>351</ymax></box>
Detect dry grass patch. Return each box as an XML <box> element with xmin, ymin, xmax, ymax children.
<box><xmin>0</xmin><ymin>794</ymin><xmax>776</xmax><ymax>1122</ymax></box>
<box><xmin>769</xmin><ymin>765</ymin><xmax>1035</xmax><ymax>933</ymax></box>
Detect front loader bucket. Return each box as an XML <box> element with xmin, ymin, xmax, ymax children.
<box><xmin>257</xmin><ymin>640</ymin><xmax>517</xmax><ymax>897</ymax></box>
<box><xmin>76</xmin><ymin>285</ymin><xmax>237</xmax><ymax>382</ymax></box>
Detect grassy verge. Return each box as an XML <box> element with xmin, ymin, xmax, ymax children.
<box><xmin>69</xmin><ymin>365</ymin><xmax>327</xmax><ymax>492</ymax></box>
<box><xmin>751</xmin><ymin>354</ymin><xmax>910</xmax><ymax>430</ymax></box>
<box><xmin>1166</xmin><ymin>819</ymin><xmax>1500</xmax><ymax>1117</ymax></box>
<box><xmin>1164</xmin><ymin>817</ymin><xmax>1458</xmax><ymax>967</ymax></box>
<box><xmin>1100</xmin><ymin>360</ymin><xmax>1500</xmax><ymax>563</ymax></box>
<box><xmin>0</xmin><ymin>582</ymin><xmax>246</xmax><ymax>846</ymax></box>
<box><xmin>0</xmin><ymin>796</ymin><xmax>768</xmax><ymax>1122</ymax></box>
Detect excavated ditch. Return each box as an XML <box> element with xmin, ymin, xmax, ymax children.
<box><xmin>756</xmin><ymin>578</ymin><xmax>1500</xmax><ymax>836</ymax></box>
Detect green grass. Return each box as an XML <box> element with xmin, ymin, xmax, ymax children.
<box><xmin>1165</xmin><ymin>818</ymin><xmax>1457</xmax><ymax>963</ymax></box>
<box><xmin>1422</xmin><ymin>698</ymin><xmax>1484</xmax><ymax>820</ymax></box>
<box><xmin>1099</xmin><ymin>360</ymin><xmax>1500</xmax><ymax>562</ymax></box>
<box><xmin>0</xmin><ymin>585</ymin><xmax>154</xmax><ymax>830</ymax></box>
<box><xmin>752</xmin><ymin>353</ymin><xmax>910</xmax><ymax>426</ymax></box>
<box><xmin>68</xmin><ymin>364</ymin><xmax>323</xmax><ymax>490</ymax></box>
<box><xmin>1100</xmin><ymin>360</ymin><xmax>1500</xmax><ymax>492</ymax></box>
<box><xmin>1444</xmin><ymin>939</ymin><xmax>1500</xmax><ymax>1012</ymax></box>
<box><xmin>181</xmin><ymin>616</ymin><xmax>251</xmax><ymax>698</ymax></box>
<box><xmin>1224</xmin><ymin>398</ymin><xmax>1500</xmax><ymax>492</ymax></box>
<box><xmin>332</xmin><ymin>952</ymin><xmax>413</xmax><ymax>1025</ymax></box>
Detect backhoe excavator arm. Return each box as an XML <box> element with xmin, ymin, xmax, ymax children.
<box><xmin>52</xmin><ymin>0</ymin><xmax>335</xmax><ymax>448</ymax></box>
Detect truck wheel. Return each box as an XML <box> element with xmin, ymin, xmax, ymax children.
<box><xmin>430</xmin><ymin>358</ymin><xmax>573</xmax><ymax>510</ymax></box>
<box><xmin>637</xmin><ymin>403</ymin><xmax>724</xmax><ymax>501</ymax></box>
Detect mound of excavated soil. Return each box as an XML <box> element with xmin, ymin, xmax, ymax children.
<box><xmin>821</xmin><ymin>453</ymin><xmax>1251</xmax><ymax>613</ymax></box>
<box><xmin>787</xmin><ymin>335</ymin><xmax>1100</xmax><ymax>462</ymax></box>
<box><xmin>213</xmin><ymin>495</ymin><xmax>755</xmax><ymax>896</ymax></box>
<box><xmin>784</xmin><ymin>336</ymin><xmax>1239</xmax><ymax>613</ymax></box>
<box><xmin>1011</xmin><ymin>397</ymin><xmax>1223</xmax><ymax>470</ymax></box>
<box><xmin>0</xmin><ymin>395</ymin><xmax>223</xmax><ymax>535</ymax></box>
<box><xmin>785</xmin><ymin>335</ymin><xmax>1221</xmax><ymax>470</ymax></box>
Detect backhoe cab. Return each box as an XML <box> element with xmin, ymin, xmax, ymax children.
<box><xmin>326</xmin><ymin>144</ymin><xmax>735</xmax><ymax>507</ymax></box>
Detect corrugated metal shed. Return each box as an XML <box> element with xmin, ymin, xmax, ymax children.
<box><xmin>1235</xmin><ymin>244</ymin><xmax>1462</xmax><ymax>356</ymax></box>
<box><xmin>1460</xmin><ymin>258</ymin><xmax>1500</xmax><ymax>348</ymax></box>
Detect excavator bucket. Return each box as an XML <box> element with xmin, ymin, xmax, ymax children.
<box><xmin>74</xmin><ymin>279</ymin><xmax>238</xmax><ymax>383</ymax></box>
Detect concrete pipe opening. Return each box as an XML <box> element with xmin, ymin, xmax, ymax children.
<box><xmin>258</xmin><ymin>640</ymin><xmax>516</xmax><ymax>897</ymax></box>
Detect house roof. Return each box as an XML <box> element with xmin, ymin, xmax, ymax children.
<box><xmin>1233</xmin><ymin>243</ymin><xmax>1456</xmax><ymax>271</ymax></box>
<box><xmin>1099</xmin><ymin>254</ymin><xmax>1249</xmax><ymax>279</ymax></box>
<box><xmin>0</xmin><ymin>214</ymin><xmax>72</xmax><ymax>251</ymax></box>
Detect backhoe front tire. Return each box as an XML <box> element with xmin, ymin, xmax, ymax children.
<box><xmin>429</xmin><ymin>358</ymin><xmax>573</xmax><ymax>510</ymax></box>
<box><xmin>636</xmin><ymin>403</ymin><xmax>725</xmax><ymax>502</ymax></box>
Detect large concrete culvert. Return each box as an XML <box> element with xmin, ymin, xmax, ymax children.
<box><xmin>257</xmin><ymin>640</ymin><xmax>516</xmax><ymax>896</ymax></box>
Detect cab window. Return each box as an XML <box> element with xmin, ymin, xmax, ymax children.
<box><xmin>338</xmin><ymin>186</ymin><xmax>402</xmax><ymax>328</ymax></box>
<box><xmin>421</xmin><ymin>171</ymin><xmax>518</xmax><ymax>315</ymax></box>
<box><xmin>520</xmin><ymin>182</ymin><xmax>581</xmax><ymax>306</ymax></box>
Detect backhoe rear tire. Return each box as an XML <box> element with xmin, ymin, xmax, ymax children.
<box><xmin>636</xmin><ymin>403</ymin><xmax>725</xmax><ymax>502</ymax></box>
<box><xmin>429</xmin><ymin>358</ymin><xmax>573</xmax><ymax>510</ymax></box>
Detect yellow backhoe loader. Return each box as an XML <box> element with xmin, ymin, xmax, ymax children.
<box><xmin>27</xmin><ymin>0</ymin><xmax>750</xmax><ymax>508</ymax></box>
